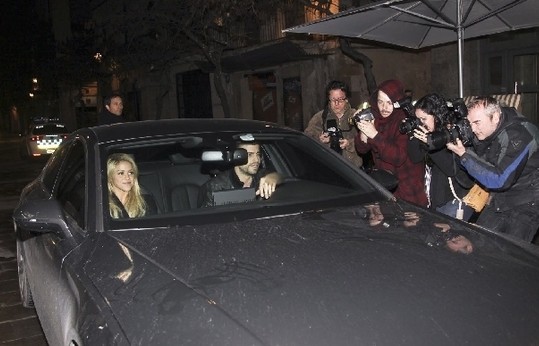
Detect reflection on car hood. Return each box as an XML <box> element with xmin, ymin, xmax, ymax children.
<box><xmin>86</xmin><ymin>201</ymin><xmax>539</xmax><ymax>345</ymax></box>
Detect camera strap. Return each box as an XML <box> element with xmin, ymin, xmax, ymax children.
<box><xmin>321</xmin><ymin>107</ymin><xmax>329</xmax><ymax>132</ymax></box>
<box><xmin>322</xmin><ymin>107</ymin><xmax>355</xmax><ymax>133</ymax></box>
<box><xmin>447</xmin><ymin>177</ymin><xmax>464</xmax><ymax>220</ymax></box>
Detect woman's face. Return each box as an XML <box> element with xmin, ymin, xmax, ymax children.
<box><xmin>110</xmin><ymin>160</ymin><xmax>135</xmax><ymax>193</ymax></box>
<box><xmin>415</xmin><ymin>108</ymin><xmax>436</xmax><ymax>132</ymax></box>
<box><xmin>376</xmin><ymin>90</ymin><xmax>394</xmax><ymax>118</ymax></box>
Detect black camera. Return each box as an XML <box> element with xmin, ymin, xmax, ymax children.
<box><xmin>326</xmin><ymin>119</ymin><xmax>343</xmax><ymax>154</ymax></box>
<box><xmin>426</xmin><ymin>98</ymin><xmax>474</xmax><ymax>151</ymax></box>
<box><xmin>350</xmin><ymin>108</ymin><xmax>375</xmax><ymax>125</ymax></box>
<box><xmin>396</xmin><ymin>96</ymin><xmax>420</xmax><ymax>136</ymax></box>
<box><xmin>399</xmin><ymin>116</ymin><xmax>421</xmax><ymax>136</ymax></box>
<box><xmin>394</xmin><ymin>96</ymin><xmax>415</xmax><ymax>118</ymax></box>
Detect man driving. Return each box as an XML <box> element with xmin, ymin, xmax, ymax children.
<box><xmin>198</xmin><ymin>142</ymin><xmax>282</xmax><ymax>207</ymax></box>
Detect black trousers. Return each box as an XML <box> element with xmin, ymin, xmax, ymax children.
<box><xmin>477</xmin><ymin>201</ymin><xmax>539</xmax><ymax>242</ymax></box>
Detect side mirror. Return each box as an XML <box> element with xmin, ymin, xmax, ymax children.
<box><xmin>13</xmin><ymin>199</ymin><xmax>69</xmax><ymax>235</ymax></box>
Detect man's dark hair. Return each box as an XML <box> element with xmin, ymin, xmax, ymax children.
<box><xmin>325</xmin><ymin>80</ymin><xmax>350</xmax><ymax>99</ymax></box>
<box><xmin>103</xmin><ymin>93</ymin><xmax>123</xmax><ymax>107</ymax></box>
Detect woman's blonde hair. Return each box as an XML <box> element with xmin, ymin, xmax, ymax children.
<box><xmin>107</xmin><ymin>153</ymin><xmax>146</xmax><ymax>218</ymax></box>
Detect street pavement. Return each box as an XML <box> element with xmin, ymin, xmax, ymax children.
<box><xmin>0</xmin><ymin>133</ymin><xmax>48</xmax><ymax>345</ymax></box>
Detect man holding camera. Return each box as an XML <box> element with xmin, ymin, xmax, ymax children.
<box><xmin>304</xmin><ymin>80</ymin><xmax>363</xmax><ymax>168</ymax></box>
<box><xmin>447</xmin><ymin>96</ymin><xmax>539</xmax><ymax>242</ymax></box>
<box><xmin>355</xmin><ymin>79</ymin><xmax>427</xmax><ymax>207</ymax></box>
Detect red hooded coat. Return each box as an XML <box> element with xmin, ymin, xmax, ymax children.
<box><xmin>355</xmin><ymin>79</ymin><xmax>427</xmax><ymax>207</ymax></box>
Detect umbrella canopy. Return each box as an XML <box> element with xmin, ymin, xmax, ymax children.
<box><xmin>284</xmin><ymin>0</ymin><xmax>539</xmax><ymax>97</ymax></box>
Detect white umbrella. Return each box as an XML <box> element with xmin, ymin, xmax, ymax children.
<box><xmin>284</xmin><ymin>0</ymin><xmax>539</xmax><ymax>97</ymax></box>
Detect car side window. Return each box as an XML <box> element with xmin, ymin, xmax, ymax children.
<box><xmin>55</xmin><ymin>141</ymin><xmax>87</xmax><ymax>228</ymax></box>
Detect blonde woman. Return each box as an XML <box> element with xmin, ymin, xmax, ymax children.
<box><xmin>107</xmin><ymin>153</ymin><xmax>154</xmax><ymax>218</ymax></box>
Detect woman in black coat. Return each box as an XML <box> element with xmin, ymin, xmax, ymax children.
<box><xmin>407</xmin><ymin>93</ymin><xmax>474</xmax><ymax>220</ymax></box>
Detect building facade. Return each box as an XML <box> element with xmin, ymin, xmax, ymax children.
<box><xmin>46</xmin><ymin>1</ymin><xmax>538</xmax><ymax>131</ymax></box>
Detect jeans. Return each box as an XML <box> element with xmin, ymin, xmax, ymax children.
<box><xmin>436</xmin><ymin>199</ymin><xmax>474</xmax><ymax>221</ymax></box>
<box><xmin>477</xmin><ymin>201</ymin><xmax>539</xmax><ymax>242</ymax></box>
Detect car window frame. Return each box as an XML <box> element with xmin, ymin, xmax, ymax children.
<box><xmin>53</xmin><ymin>139</ymin><xmax>88</xmax><ymax>232</ymax></box>
<box><xmin>42</xmin><ymin>143</ymin><xmax>70</xmax><ymax>191</ymax></box>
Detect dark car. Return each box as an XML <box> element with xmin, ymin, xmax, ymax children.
<box><xmin>20</xmin><ymin>117</ymin><xmax>69</xmax><ymax>158</ymax></box>
<box><xmin>14</xmin><ymin>119</ymin><xmax>539</xmax><ymax>345</ymax></box>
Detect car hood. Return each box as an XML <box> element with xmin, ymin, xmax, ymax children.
<box><xmin>85</xmin><ymin>200</ymin><xmax>539</xmax><ymax>345</ymax></box>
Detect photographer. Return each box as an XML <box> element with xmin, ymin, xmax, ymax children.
<box><xmin>355</xmin><ymin>79</ymin><xmax>427</xmax><ymax>207</ymax></box>
<box><xmin>304</xmin><ymin>80</ymin><xmax>363</xmax><ymax>168</ymax></box>
<box><xmin>447</xmin><ymin>96</ymin><xmax>539</xmax><ymax>242</ymax></box>
<box><xmin>407</xmin><ymin>93</ymin><xmax>474</xmax><ymax>220</ymax></box>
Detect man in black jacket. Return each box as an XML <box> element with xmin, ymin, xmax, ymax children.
<box><xmin>99</xmin><ymin>93</ymin><xmax>125</xmax><ymax>125</ymax></box>
<box><xmin>199</xmin><ymin>142</ymin><xmax>282</xmax><ymax>207</ymax></box>
<box><xmin>447</xmin><ymin>96</ymin><xmax>539</xmax><ymax>242</ymax></box>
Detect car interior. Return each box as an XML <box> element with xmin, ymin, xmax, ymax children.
<box><xmin>106</xmin><ymin>133</ymin><xmax>375</xmax><ymax>221</ymax></box>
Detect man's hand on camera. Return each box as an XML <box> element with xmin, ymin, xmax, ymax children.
<box><xmin>319</xmin><ymin>132</ymin><xmax>330</xmax><ymax>144</ymax></box>
<box><xmin>357</xmin><ymin>120</ymin><xmax>378</xmax><ymax>139</ymax></box>
<box><xmin>339</xmin><ymin>138</ymin><xmax>350</xmax><ymax>149</ymax></box>
<box><xmin>446</xmin><ymin>138</ymin><xmax>466</xmax><ymax>156</ymax></box>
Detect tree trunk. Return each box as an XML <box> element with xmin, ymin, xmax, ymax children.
<box><xmin>212</xmin><ymin>64</ymin><xmax>232</xmax><ymax>119</ymax></box>
<box><xmin>339</xmin><ymin>38</ymin><xmax>377</xmax><ymax>95</ymax></box>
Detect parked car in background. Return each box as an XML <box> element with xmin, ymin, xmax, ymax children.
<box><xmin>19</xmin><ymin>117</ymin><xmax>69</xmax><ymax>158</ymax></box>
<box><xmin>13</xmin><ymin>119</ymin><xmax>539</xmax><ymax>345</ymax></box>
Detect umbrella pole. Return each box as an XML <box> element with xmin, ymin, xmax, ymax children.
<box><xmin>458</xmin><ymin>32</ymin><xmax>464</xmax><ymax>98</ymax></box>
<box><xmin>457</xmin><ymin>0</ymin><xmax>464</xmax><ymax>98</ymax></box>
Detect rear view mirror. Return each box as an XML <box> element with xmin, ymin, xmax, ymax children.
<box><xmin>201</xmin><ymin>148</ymin><xmax>248</xmax><ymax>166</ymax></box>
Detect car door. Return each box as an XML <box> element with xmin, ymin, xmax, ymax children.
<box><xmin>26</xmin><ymin>139</ymin><xmax>89</xmax><ymax>346</ymax></box>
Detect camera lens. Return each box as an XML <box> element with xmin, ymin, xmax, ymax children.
<box><xmin>399</xmin><ymin>118</ymin><xmax>419</xmax><ymax>135</ymax></box>
<box><xmin>427</xmin><ymin>130</ymin><xmax>450</xmax><ymax>151</ymax></box>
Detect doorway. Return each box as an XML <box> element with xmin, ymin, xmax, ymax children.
<box><xmin>177</xmin><ymin>70</ymin><xmax>213</xmax><ymax>118</ymax></box>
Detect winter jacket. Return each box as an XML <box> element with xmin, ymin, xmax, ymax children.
<box><xmin>305</xmin><ymin>103</ymin><xmax>363</xmax><ymax>168</ymax></box>
<box><xmin>408</xmin><ymin>138</ymin><xmax>473</xmax><ymax>209</ymax></box>
<box><xmin>198</xmin><ymin>168</ymin><xmax>268</xmax><ymax>207</ymax></box>
<box><xmin>459</xmin><ymin>107</ymin><xmax>539</xmax><ymax>211</ymax></box>
<box><xmin>355</xmin><ymin>80</ymin><xmax>427</xmax><ymax>207</ymax></box>
<box><xmin>99</xmin><ymin>109</ymin><xmax>125</xmax><ymax>125</ymax></box>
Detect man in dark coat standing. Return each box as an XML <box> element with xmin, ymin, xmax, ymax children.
<box><xmin>99</xmin><ymin>93</ymin><xmax>125</xmax><ymax>125</ymax></box>
<box><xmin>447</xmin><ymin>96</ymin><xmax>539</xmax><ymax>242</ymax></box>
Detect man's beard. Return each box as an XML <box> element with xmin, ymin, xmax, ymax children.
<box><xmin>241</xmin><ymin>164</ymin><xmax>259</xmax><ymax>176</ymax></box>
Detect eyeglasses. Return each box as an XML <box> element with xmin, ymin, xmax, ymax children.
<box><xmin>329</xmin><ymin>97</ymin><xmax>347</xmax><ymax>104</ymax></box>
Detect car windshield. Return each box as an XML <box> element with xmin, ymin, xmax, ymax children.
<box><xmin>104</xmin><ymin>131</ymin><xmax>386</xmax><ymax>229</ymax></box>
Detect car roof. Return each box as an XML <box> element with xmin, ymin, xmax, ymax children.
<box><xmin>85</xmin><ymin>119</ymin><xmax>297</xmax><ymax>143</ymax></box>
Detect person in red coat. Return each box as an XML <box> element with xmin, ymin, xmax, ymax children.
<box><xmin>355</xmin><ymin>79</ymin><xmax>428</xmax><ymax>207</ymax></box>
